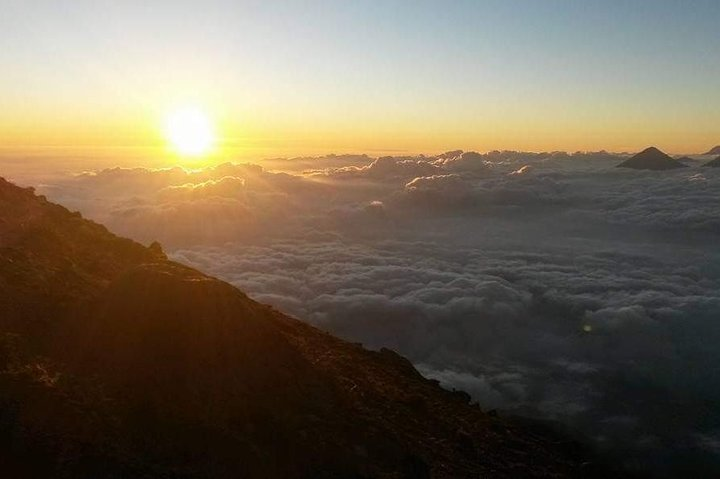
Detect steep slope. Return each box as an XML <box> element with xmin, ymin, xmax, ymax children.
<box><xmin>616</xmin><ymin>146</ymin><xmax>688</xmax><ymax>170</ymax></box>
<box><xmin>702</xmin><ymin>156</ymin><xmax>720</xmax><ymax>167</ymax></box>
<box><xmin>0</xmin><ymin>177</ymin><xmax>591</xmax><ymax>478</ymax></box>
<box><xmin>703</xmin><ymin>146</ymin><xmax>720</xmax><ymax>156</ymax></box>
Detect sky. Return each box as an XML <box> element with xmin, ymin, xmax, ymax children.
<box><xmin>1</xmin><ymin>0</ymin><xmax>719</xmax><ymax>164</ymax></box>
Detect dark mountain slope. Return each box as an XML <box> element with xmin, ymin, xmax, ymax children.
<box><xmin>703</xmin><ymin>146</ymin><xmax>720</xmax><ymax>156</ymax></box>
<box><xmin>0</xmin><ymin>177</ymin><xmax>590</xmax><ymax>478</ymax></box>
<box><xmin>616</xmin><ymin>146</ymin><xmax>687</xmax><ymax>170</ymax></box>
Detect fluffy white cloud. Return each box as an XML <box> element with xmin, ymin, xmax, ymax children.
<box><xmin>158</xmin><ymin>176</ymin><xmax>247</xmax><ymax>201</ymax></box>
<box><xmin>433</xmin><ymin>151</ymin><xmax>492</xmax><ymax>173</ymax></box>
<box><xmin>318</xmin><ymin>156</ymin><xmax>443</xmax><ymax>181</ymax></box>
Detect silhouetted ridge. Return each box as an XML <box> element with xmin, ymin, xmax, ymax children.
<box><xmin>616</xmin><ymin>147</ymin><xmax>688</xmax><ymax>170</ymax></box>
<box><xmin>0</xmin><ymin>177</ymin><xmax>596</xmax><ymax>478</ymax></box>
<box><xmin>703</xmin><ymin>145</ymin><xmax>720</xmax><ymax>156</ymax></box>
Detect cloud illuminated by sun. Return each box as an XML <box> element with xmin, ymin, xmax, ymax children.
<box><xmin>164</xmin><ymin>107</ymin><xmax>216</xmax><ymax>157</ymax></box>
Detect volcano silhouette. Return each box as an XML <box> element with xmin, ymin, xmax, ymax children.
<box><xmin>617</xmin><ymin>147</ymin><xmax>688</xmax><ymax>170</ymax></box>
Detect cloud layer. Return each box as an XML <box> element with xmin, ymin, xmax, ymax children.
<box><xmin>35</xmin><ymin>150</ymin><xmax>720</xmax><ymax>475</ymax></box>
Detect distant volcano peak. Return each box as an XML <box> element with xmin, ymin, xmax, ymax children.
<box><xmin>641</xmin><ymin>146</ymin><xmax>663</xmax><ymax>154</ymax></box>
<box><xmin>617</xmin><ymin>146</ymin><xmax>688</xmax><ymax>170</ymax></box>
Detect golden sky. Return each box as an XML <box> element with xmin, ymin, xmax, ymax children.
<box><xmin>2</xmin><ymin>1</ymin><xmax>719</xmax><ymax>165</ymax></box>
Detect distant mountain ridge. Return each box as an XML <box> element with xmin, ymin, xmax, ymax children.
<box><xmin>703</xmin><ymin>146</ymin><xmax>720</xmax><ymax>156</ymax></box>
<box><xmin>617</xmin><ymin>146</ymin><xmax>688</xmax><ymax>170</ymax></box>
<box><xmin>0</xmin><ymin>177</ymin><xmax>593</xmax><ymax>478</ymax></box>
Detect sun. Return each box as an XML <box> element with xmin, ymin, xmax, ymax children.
<box><xmin>164</xmin><ymin>107</ymin><xmax>216</xmax><ymax>156</ymax></box>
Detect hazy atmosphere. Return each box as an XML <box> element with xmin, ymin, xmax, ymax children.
<box><xmin>2</xmin><ymin>1</ymin><xmax>720</xmax><ymax>477</ymax></box>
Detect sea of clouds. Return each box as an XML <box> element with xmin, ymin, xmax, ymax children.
<box><xmin>23</xmin><ymin>150</ymin><xmax>720</xmax><ymax>475</ymax></box>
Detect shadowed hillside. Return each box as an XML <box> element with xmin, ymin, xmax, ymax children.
<box><xmin>0</xmin><ymin>177</ymin><xmax>597</xmax><ymax>478</ymax></box>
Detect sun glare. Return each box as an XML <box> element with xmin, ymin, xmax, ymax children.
<box><xmin>164</xmin><ymin>107</ymin><xmax>215</xmax><ymax>157</ymax></box>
